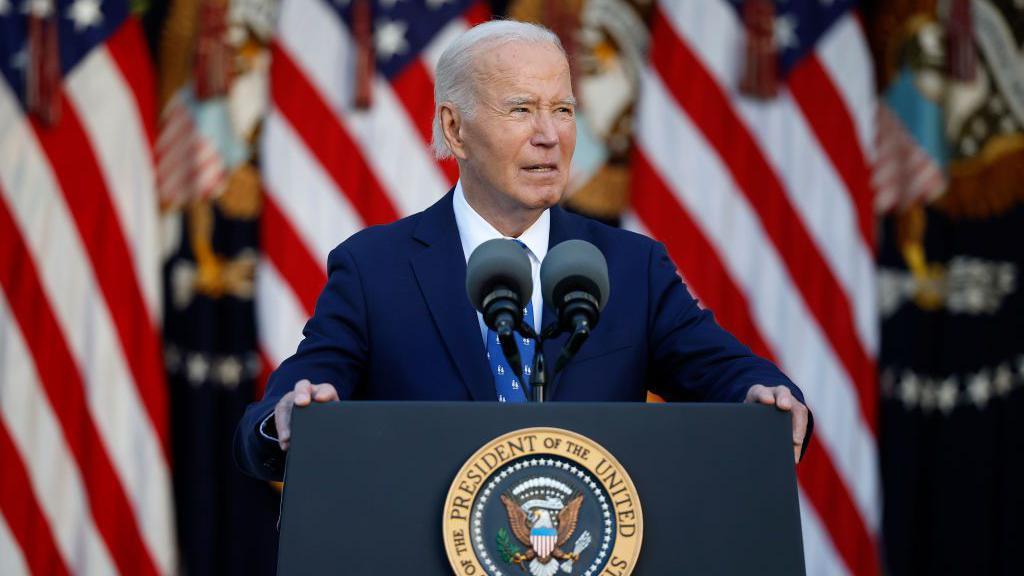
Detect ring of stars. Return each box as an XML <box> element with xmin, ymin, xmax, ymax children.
<box><xmin>470</xmin><ymin>457</ymin><xmax>615</xmax><ymax>576</ymax></box>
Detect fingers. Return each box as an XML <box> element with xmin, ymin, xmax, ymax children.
<box><xmin>791</xmin><ymin>402</ymin><xmax>810</xmax><ymax>464</ymax></box>
<box><xmin>274</xmin><ymin>380</ymin><xmax>341</xmax><ymax>452</ymax></box>
<box><xmin>773</xmin><ymin>386</ymin><xmax>794</xmax><ymax>411</ymax></box>
<box><xmin>313</xmin><ymin>383</ymin><xmax>340</xmax><ymax>402</ymax></box>
<box><xmin>745</xmin><ymin>384</ymin><xmax>809</xmax><ymax>464</ymax></box>
<box><xmin>294</xmin><ymin>379</ymin><xmax>340</xmax><ymax>406</ymax></box>
<box><xmin>745</xmin><ymin>384</ymin><xmax>797</xmax><ymax>410</ymax></box>
<box><xmin>274</xmin><ymin>391</ymin><xmax>295</xmax><ymax>452</ymax></box>
<box><xmin>293</xmin><ymin>379</ymin><xmax>314</xmax><ymax>406</ymax></box>
<box><xmin>744</xmin><ymin>384</ymin><xmax>776</xmax><ymax>406</ymax></box>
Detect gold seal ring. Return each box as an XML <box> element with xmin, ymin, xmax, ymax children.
<box><xmin>443</xmin><ymin>427</ymin><xmax>643</xmax><ymax>575</ymax></box>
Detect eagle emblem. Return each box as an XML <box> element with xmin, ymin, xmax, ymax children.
<box><xmin>498</xmin><ymin>478</ymin><xmax>593</xmax><ymax>576</ymax></box>
<box><xmin>443</xmin><ymin>429</ymin><xmax>643</xmax><ymax>576</ymax></box>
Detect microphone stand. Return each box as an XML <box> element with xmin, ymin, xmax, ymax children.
<box><xmin>512</xmin><ymin>304</ymin><xmax>597</xmax><ymax>403</ymax></box>
<box><xmin>530</xmin><ymin>350</ymin><xmax>546</xmax><ymax>403</ymax></box>
<box><xmin>511</xmin><ymin>322</ymin><xmax>548</xmax><ymax>403</ymax></box>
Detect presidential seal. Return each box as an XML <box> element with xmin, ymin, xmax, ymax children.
<box><xmin>443</xmin><ymin>428</ymin><xmax>642</xmax><ymax>576</ymax></box>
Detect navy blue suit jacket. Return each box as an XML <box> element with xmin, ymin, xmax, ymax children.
<box><xmin>236</xmin><ymin>191</ymin><xmax>807</xmax><ymax>480</ymax></box>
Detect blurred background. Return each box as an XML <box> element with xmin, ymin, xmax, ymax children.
<box><xmin>0</xmin><ymin>0</ymin><xmax>1022</xmax><ymax>574</ymax></box>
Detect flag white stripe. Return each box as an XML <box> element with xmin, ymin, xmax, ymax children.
<box><xmin>799</xmin><ymin>489</ymin><xmax>851</xmax><ymax>576</ymax></box>
<box><xmin>0</xmin><ymin>81</ymin><xmax>176</xmax><ymax>574</ymax></box>
<box><xmin>194</xmin><ymin>149</ymin><xmax>227</xmax><ymax>194</ymax></box>
<box><xmin>661</xmin><ymin>0</ymin><xmax>877</xmax><ymax>357</ymax></box>
<box><xmin>157</xmin><ymin>130</ymin><xmax>210</xmax><ymax>181</ymax></box>
<box><xmin>257</xmin><ymin>259</ymin><xmax>310</xmax><ymax>366</ymax></box>
<box><xmin>160</xmin><ymin>140</ymin><xmax>224</xmax><ymax>199</ymax></box>
<box><xmin>817</xmin><ymin>15</ymin><xmax>876</xmax><ymax>156</ymax></box>
<box><xmin>65</xmin><ymin>47</ymin><xmax>161</xmax><ymax>323</ymax></box>
<box><xmin>620</xmin><ymin>209</ymin><xmax>653</xmax><ymax>239</ymax></box>
<box><xmin>263</xmin><ymin>111</ymin><xmax>365</xmax><ymax>264</ymax></box>
<box><xmin>733</xmin><ymin>92</ymin><xmax>878</xmax><ymax>354</ymax></box>
<box><xmin>277</xmin><ymin>0</ymin><xmax>449</xmax><ymax>214</ymax></box>
<box><xmin>156</xmin><ymin>101</ymin><xmax>192</xmax><ymax>151</ymax></box>
<box><xmin>636</xmin><ymin>68</ymin><xmax>880</xmax><ymax>531</ymax></box>
<box><xmin>0</xmin><ymin>511</ymin><xmax>30</xmax><ymax>576</ymax></box>
<box><xmin>0</xmin><ymin>292</ymin><xmax>117</xmax><ymax>576</ymax></box>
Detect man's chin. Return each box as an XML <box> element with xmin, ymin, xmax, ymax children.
<box><xmin>516</xmin><ymin>183</ymin><xmax>566</xmax><ymax>210</ymax></box>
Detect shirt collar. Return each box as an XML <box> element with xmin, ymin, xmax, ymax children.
<box><xmin>453</xmin><ymin>180</ymin><xmax>550</xmax><ymax>264</ymax></box>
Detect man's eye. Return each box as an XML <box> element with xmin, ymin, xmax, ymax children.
<box><xmin>511</xmin><ymin>107</ymin><xmax>529</xmax><ymax>113</ymax></box>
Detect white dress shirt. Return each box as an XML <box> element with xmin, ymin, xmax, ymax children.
<box><xmin>452</xmin><ymin>180</ymin><xmax>549</xmax><ymax>340</ymax></box>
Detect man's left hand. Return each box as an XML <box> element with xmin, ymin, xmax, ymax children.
<box><xmin>744</xmin><ymin>384</ymin><xmax>809</xmax><ymax>464</ymax></box>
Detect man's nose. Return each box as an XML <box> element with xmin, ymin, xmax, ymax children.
<box><xmin>529</xmin><ymin>112</ymin><xmax>559</xmax><ymax>147</ymax></box>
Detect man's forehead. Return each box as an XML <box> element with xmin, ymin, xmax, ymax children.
<box><xmin>473</xmin><ymin>40</ymin><xmax>569</xmax><ymax>77</ymax></box>
<box><xmin>472</xmin><ymin>42</ymin><xmax>572</xmax><ymax>98</ymax></box>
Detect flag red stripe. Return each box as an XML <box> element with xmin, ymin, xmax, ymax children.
<box><xmin>104</xmin><ymin>18</ymin><xmax>157</xmax><ymax>150</ymax></box>
<box><xmin>633</xmin><ymin>152</ymin><xmax>877</xmax><ymax>575</ymax></box>
<box><xmin>261</xmin><ymin>193</ymin><xmax>327</xmax><ymax>315</ymax></box>
<box><xmin>787</xmin><ymin>56</ymin><xmax>875</xmax><ymax>249</ymax></box>
<box><xmin>270</xmin><ymin>42</ymin><xmax>400</xmax><ymax>226</ymax></box>
<box><xmin>390</xmin><ymin>60</ymin><xmax>459</xmax><ymax>186</ymax></box>
<box><xmin>462</xmin><ymin>2</ymin><xmax>491</xmax><ymax>27</ymax></box>
<box><xmin>0</xmin><ymin>420</ymin><xmax>70</xmax><ymax>576</ymax></box>
<box><xmin>632</xmin><ymin>151</ymin><xmax>772</xmax><ymax>360</ymax></box>
<box><xmin>650</xmin><ymin>8</ymin><xmax>877</xmax><ymax>431</ymax></box>
<box><xmin>0</xmin><ymin>197</ymin><xmax>159</xmax><ymax>576</ymax></box>
<box><xmin>30</xmin><ymin>94</ymin><xmax>170</xmax><ymax>456</ymax></box>
<box><xmin>799</xmin><ymin>441</ymin><xmax>880</xmax><ymax>576</ymax></box>
<box><xmin>155</xmin><ymin>109</ymin><xmax>193</xmax><ymax>158</ymax></box>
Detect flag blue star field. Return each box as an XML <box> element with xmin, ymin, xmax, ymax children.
<box><xmin>0</xmin><ymin>0</ymin><xmax>175</xmax><ymax>574</ymax></box>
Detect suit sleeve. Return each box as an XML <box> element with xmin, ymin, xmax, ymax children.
<box><xmin>234</xmin><ymin>245</ymin><xmax>370</xmax><ymax>481</ymax></box>
<box><xmin>645</xmin><ymin>241</ymin><xmax>807</xmax><ymax>407</ymax></box>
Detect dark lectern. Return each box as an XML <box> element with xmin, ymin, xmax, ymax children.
<box><xmin>277</xmin><ymin>402</ymin><xmax>805</xmax><ymax>575</ymax></box>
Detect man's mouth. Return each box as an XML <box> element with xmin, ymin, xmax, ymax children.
<box><xmin>522</xmin><ymin>163</ymin><xmax>558</xmax><ymax>173</ymax></box>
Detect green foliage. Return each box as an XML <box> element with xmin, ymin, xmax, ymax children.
<box><xmin>496</xmin><ymin>528</ymin><xmax>522</xmax><ymax>564</ymax></box>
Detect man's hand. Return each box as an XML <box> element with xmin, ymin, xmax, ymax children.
<box><xmin>744</xmin><ymin>384</ymin><xmax>809</xmax><ymax>464</ymax></box>
<box><xmin>273</xmin><ymin>379</ymin><xmax>340</xmax><ymax>451</ymax></box>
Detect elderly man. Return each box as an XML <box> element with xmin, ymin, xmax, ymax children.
<box><xmin>236</xmin><ymin>20</ymin><xmax>810</xmax><ymax>481</ymax></box>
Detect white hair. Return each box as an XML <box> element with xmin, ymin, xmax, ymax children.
<box><xmin>431</xmin><ymin>19</ymin><xmax>565</xmax><ymax>160</ymax></box>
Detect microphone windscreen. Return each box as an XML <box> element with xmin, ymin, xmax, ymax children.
<box><xmin>465</xmin><ymin>239</ymin><xmax>533</xmax><ymax>312</ymax></box>
<box><xmin>540</xmin><ymin>240</ymin><xmax>609</xmax><ymax>310</ymax></box>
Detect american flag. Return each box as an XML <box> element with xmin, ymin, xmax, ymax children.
<box><xmin>0</xmin><ymin>0</ymin><xmax>175</xmax><ymax>574</ymax></box>
<box><xmin>632</xmin><ymin>1</ymin><xmax>879</xmax><ymax>575</ymax></box>
<box><xmin>258</xmin><ymin>0</ymin><xmax>488</xmax><ymax>372</ymax></box>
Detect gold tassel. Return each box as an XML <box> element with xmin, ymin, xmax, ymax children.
<box><xmin>739</xmin><ymin>0</ymin><xmax>778</xmax><ymax>99</ymax></box>
<box><xmin>353</xmin><ymin>0</ymin><xmax>374</xmax><ymax>110</ymax></box>
<box><xmin>26</xmin><ymin>12</ymin><xmax>61</xmax><ymax>125</ymax></box>
<box><xmin>194</xmin><ymin>0</ymin><xmax>233</xmax><ymax>100</ymax></box>
<box><xmin>946</xmin><ymin>0</ymin><xmax>976</xmax><ymax>81</ymax></box>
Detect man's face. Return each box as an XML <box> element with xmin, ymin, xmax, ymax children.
<box><xmin>456</xmin><ymin>41</ymin><xmax>576</xmax><ymax>213</ymax></box>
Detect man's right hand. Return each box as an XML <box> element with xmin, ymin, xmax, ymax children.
<box><xmin>273</xmin><ymin>379</ymin><xmax>340</xmax><ymax>451</ymax></box>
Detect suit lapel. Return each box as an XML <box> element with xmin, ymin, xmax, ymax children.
<box><xmin>410</xmin><ymin>191</ymin><xmax>496</xmax><ymax>401</ymax></box>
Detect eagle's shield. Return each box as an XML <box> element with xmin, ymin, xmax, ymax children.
<box><xmin>531</xmin><ymin>527</ymin><xmax>558</xmax><ymax>559</ymax></box>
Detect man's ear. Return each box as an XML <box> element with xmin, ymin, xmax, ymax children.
<box><xmin>440</xmin><ymin>103</ymin><xmax>467</xmax><ymax>160</ymax></box>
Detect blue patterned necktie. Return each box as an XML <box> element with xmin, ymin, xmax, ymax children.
<box><xmin>487</xmin><ymin>241</ymin><xmax>535</xmax><ymax>403</ymax></box>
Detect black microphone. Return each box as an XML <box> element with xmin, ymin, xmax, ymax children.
<box><xmin>540</xmin><ymin>239</ymin><xmax>610</xmax><ymax>375</ymax></box>
<box><xmin>466</xmin><ymin>239</ymin><xmax>534</xmax><ymax>383</ymax></box>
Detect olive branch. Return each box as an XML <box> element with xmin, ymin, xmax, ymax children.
<box><xmin>495</xmin><ymin>528</ymin><xmax>522</xmax><ymax>564</ymax></box>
